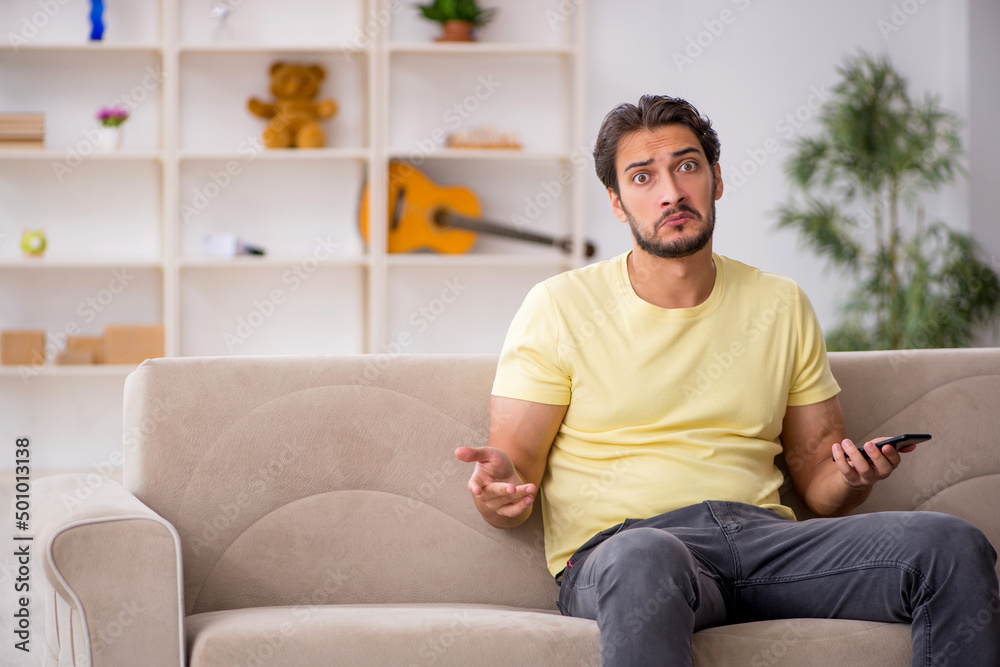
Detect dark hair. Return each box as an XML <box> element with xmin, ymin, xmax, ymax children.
<box><xmin>593</xmin><ymin>95</ymin><xmax>720</xmax><ymax>193</ymax></box>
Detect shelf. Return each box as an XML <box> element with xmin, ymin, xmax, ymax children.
<box><xmin>178</xmin><ymin>43</ymin><xmax>368</xmax><ymax>55</ymax></box>
<box><xmin>386</xmin><ymin>253</ymin><xmax>569</xmax><ymax>268</ymax></box>
<box><xmin>0</xmin><ymin>43</ymin><xmax>162</xmax><ymax>54</ymax></box>
<box><xmin>388</xmin><ymin>42</ymin><xmax>575</xmax><ymax>56</ymax></box>
<box><xmin>0</xmin><ymin>0</ymin><xmax>587</xmax><ymax>457</ymax></box>
<box><xmin>0</xmin><ymin>364</ymin><xmax>139</xmax><ymax>378</ymax></box>
<box><xmin>0</xmin><ymin>150</ymin><xmax>163</xmax><ymax>162</ymax></box>
<box><xmin>0</xmin><ymin>259</ymin><xmax>163</xmax><ymax>269</ymax></box>
<box><xmin>388</xmin><ymin>149</ymin><xmax>571</xmax><ymax>162</ymax></box>
<box><xmin>178</xmin><ymin>256</ymin><xmax>368</xmax><ymax>268</ymax></box>
<box><xmin>179</xmin><ymin>148</ymin><xmax>369</xmax><ymax>161</ymax></box>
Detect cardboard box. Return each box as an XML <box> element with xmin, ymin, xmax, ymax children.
<box><xmin>56</xmin><ymin>349</ymin><xmax>94</xmax><ymax>365</ymax></box>
<box><xmin>1</xmin><ymin>330</ymin><xmax>46</xmax><ymax>366</ymax></box>
<box><xmin>102</xmin><ymin>325</ymin><xmax>164</xmax><ymax>365</ymax></box>
<box><xmin>66</xmin><ymin>335</ymin><xmax>104</xmax><ymax>364</ymax></box>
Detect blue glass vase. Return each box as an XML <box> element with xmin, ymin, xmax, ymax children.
<box><xmin>89</xmin><ymin>0</ymin><xmax>105</xmax><ymax>41</ymax></box>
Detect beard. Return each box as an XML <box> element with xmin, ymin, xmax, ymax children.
<box><xmin>621</xmin><ymin>179</ymin><xmax>717</xmax><ymax>259</ymax></box>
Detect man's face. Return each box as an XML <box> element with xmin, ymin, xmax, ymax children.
<box><xmin>608</xmin><ymin>124</ymin><xmax>723</xmax><ymax>259</ymax></box>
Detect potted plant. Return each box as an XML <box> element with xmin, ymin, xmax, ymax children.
<box><xmin>776</xmin><ymin>51</ymin><xmax>1000</xmax><ymax>350</ymax></box>
<box><xmin>95</xmin><ymin>105</ymin><xmax>129</xmax><ymax>153</ymax></box>
<box><xmin>414</xmin><ymin>0</ymin><xmax>497</xmax><ymax>42</ymax></box>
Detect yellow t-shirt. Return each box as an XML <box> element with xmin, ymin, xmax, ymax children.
<box><xmin>492</xmin><ymin>252</ymin><xmax>841</xmax><ymax>576</ymax></box>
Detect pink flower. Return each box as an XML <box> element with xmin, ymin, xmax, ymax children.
<box><xmin>96</xmin><ymin>105</ymin><xmax>129</xmax><ymax>127</ymax></box>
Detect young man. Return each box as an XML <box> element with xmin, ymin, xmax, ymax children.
<box><xmin>455</xmin><ymin>95</ymin><xmax>999</xmax><ymax>666</ymax></box>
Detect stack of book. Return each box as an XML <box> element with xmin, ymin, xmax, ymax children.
<box><xmin>0</xmin><ymin>113</ymin><xmax>45</xmax><ymax>150</ymax></box>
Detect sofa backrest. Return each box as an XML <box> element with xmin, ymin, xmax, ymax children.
<box><xmin>123</xmin><ymin>349</ymin><xmax>1000</xmax><ymax>616</ymax></box>
<box><xmin>123</xmin><ymin>355</ymin><xmax>556</xmax><ymax>617</ymax></box>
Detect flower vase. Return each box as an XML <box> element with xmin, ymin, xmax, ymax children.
<box><xmin>97</xmin><ymin>126</ymin><xmax>122</xmax><ymax>153</ymax></box>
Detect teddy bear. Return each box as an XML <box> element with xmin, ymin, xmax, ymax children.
<box><xmin>247</xmin><ymin>62</ymin><xmax>338</xmax><ymax>149</ymax></box>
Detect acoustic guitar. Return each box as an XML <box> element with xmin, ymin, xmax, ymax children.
<box><xmin>358</xmin><ymin>162</ymin><xmax>596</xmax><ymax>256</ymax></box>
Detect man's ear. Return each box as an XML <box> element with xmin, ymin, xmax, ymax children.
<box><xmin>608</xmin><ymin>188</ymin><xmax>629</xmax><ymax>223</ymax></box>
<box><xmin>713</xmin><ymin>163</ymin><xmax>724</xmax><ymax>200</ymax></box>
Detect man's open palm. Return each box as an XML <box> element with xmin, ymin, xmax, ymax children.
<box><xmin>455</xmin><ymin>446</ymin><xmax>537</xmax><ymax>519</ymax></box>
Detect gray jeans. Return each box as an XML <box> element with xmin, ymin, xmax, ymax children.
<box><xmin>556</xmin><ymin>501</ymin><xmax>999</xmax><ymax>667</ymax></box>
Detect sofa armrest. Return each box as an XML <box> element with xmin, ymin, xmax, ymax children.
<box><xmin>35</xmin><ymin>473</ymin><xmax>183</xmax><ymax>667</ymax></box>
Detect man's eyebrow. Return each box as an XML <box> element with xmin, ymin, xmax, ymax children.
<box><xmin>672</xmin><ymin>147</ymin><xmax>700</xmax><ymax>158</ymax></box>
<box><xmin>623</xmin><ymin>158</ymin><xmax>653</xmax><ymax>173</ymax></box>
<box><xmin>622</xmin><ymin>147</ymin><xmax>702</xmax><ymax>173</ymax></box>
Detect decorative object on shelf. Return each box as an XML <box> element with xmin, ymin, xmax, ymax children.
<box><xmin>95</xmin><ymin>105</ymin><xmax>129</xmax><ymax>153</ymax></box>
<box><xmin>203</xmin><ymin>233</ymin><xmax>266</xmax><ymax>257</ymax></box>
<box><xmin>247</xmin><ymin>63</ymin><xmax>338</xmax><ymax>149</ymax></box>
<box><xmin>57</xmin><ymin>335</ymin><xmax>104</xmax><ymax>365</ymax></box>
<box><xmin>776</xmin><ymin>51</ymin><xmax>1000</xmax><ymax>350</ymax></box>
<box><xmin>0</xmin><ymin>113</ymin><xmax>44</xmax><ymax>150</ymax></box>
<box><xmin>209</xmin><ymin>0</ymin><xmax>236</xmax><ymax>43</ymax></box>
<box><xmin>56</xmin><ymin>348</ymin><xmax>93</xmax><ymax>365</ymax></box>
<box><xmin>20</xmin><ymin>229</ymin><xmax>47</xmax><ymax>258</ymax></box>
<box><xmin>89</xmin><ymin>0</ymin><xmax>105</xmax><ymax>41</ymax></box>
<box><xmin>102</xmin><ymin>324</ymin><xmax>164</xmax><ymax>364</ymax></box>
<box><xmin>415</xmin><ymin>0</ymin><xmax>498</xmax><ymax>42</ymax></box>
<box><xmin>446</xmin><ymin>125</ymin><xmax>521</xmax><ymax>150</ymax></box>
<box><xmin>359</xmin><ymin>162</ymin><xmax>596</xmax><ymax>256</ymax></box>
<box><xmin>0</xmin><ymin>330</ymin><xmax>45</xmax><ymax>366</ymax></box>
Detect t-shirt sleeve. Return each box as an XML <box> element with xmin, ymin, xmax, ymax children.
<box><xmin>492</xmin><ymin>282</ymin><xmax>572</xmax><ymax>405</ymax></box>
<box><xmin>787</xmin><ymin>285</ymin><xmax>841</xmax><ymax>406</ymax></box>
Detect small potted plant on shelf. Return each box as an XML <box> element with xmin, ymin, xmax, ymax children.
<box><xmin>414</xmin><ymin>0</ymin><xmax>497</xmax><ymax>42</ymax></box>
<box><xmin>95</xmin><ymin>105</ymin><xmax>129</xmax><ymax>153</ymax></box>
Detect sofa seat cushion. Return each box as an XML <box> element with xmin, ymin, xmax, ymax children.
<box><xmin>186</xmin><ymin>604</ymin><xmax>599</xmax><ymax>666</ymax></box>
<box><xmin>693</xmin><ymin>619</ymin><xmax>910</xmax><ymax>666</ymax></box>
<box><xmin>187</xmin><ymin>604</ymin><xmax>911</xmax><ymax>666</ymax></box>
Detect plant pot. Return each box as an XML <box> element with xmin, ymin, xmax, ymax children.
<box><xmin>96</xmin><ymin>126</ymin><xmax>123</xmax><ymax>153</ymax></box>
<box><xmin>435</xmin><ymin>20</ymin><xmax>476</xmax><ymax>42</ymax></box>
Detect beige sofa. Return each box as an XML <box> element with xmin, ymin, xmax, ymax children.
<box><xmin>34</xmin><ymin>348</ymin><xmax>1000</xmax><ymax>666</ymax></box>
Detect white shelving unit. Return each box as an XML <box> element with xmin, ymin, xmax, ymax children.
<box><xmin>0</xmin><ymin>0</ymin><xmax>587</xmax><ymax>469</ymax></box>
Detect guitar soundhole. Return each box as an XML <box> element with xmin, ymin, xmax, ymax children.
<box><xmin>431</xmin><ymin>209</ymin><xmax>449</xmax><ymax>228</ymax></box>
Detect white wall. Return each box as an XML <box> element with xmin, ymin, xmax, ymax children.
<box><xmin>584</xmin><ymin>0</ymin><xmax>982</xmax><ymax>335</ymax></box>
<box><xmin>969</xmin><ymin>0</ymin><xmax>1000</xmax><ymax>345</ymax></box>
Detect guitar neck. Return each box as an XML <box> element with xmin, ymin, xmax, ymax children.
<box><xmin>439</xmin><ymin>211</ymin><xmax>594</xmax><ymax>257</ymax></box>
